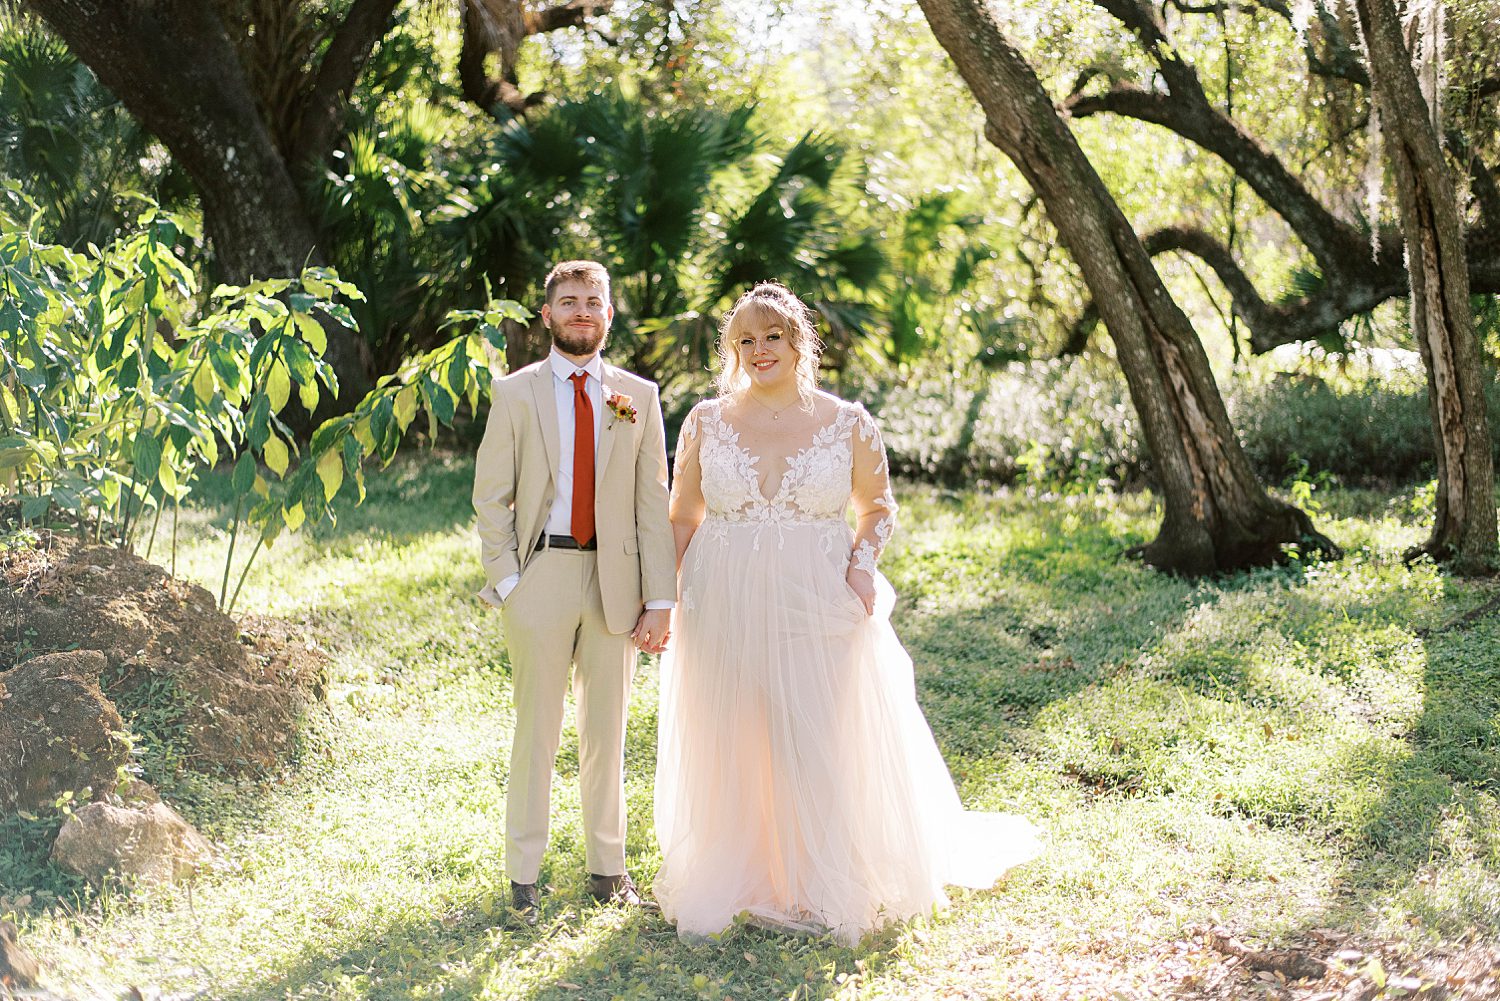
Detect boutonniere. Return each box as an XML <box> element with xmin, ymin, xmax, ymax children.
<box><xmin>605</xmin><ymin>391</ymin><xmax>637</xmax><ymax>428</ymax></box>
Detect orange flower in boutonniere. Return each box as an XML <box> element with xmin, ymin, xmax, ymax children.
<box><xmin>605</xmin><ymin>391</ymin><xmax>638</xmax><ymax>428</ymax></box>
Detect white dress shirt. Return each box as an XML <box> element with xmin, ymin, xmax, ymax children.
<box><xmin>544</xmin><ymin>348</ymin><xmax>605</xmax><ymax>538</ymax></box>
<box><xmin>496</xmin><ymin>348</ymin><xmax>672</xmax><ymax>613</ymax></box>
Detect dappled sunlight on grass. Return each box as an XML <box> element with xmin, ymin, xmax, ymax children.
<box><xmin>7</xmin><ymin>458</ymin><xmax>1500</xmax><ymax>998</ymax></box>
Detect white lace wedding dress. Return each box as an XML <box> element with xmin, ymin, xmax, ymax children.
<box><xmin>653</xmin><ymin>396</ymin><xmax>1040</xmax><ymax>945</ymax></box>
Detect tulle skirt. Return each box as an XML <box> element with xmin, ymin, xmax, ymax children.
<box><xmin>654</xmin><ymin>517</ymin><xmax>1040</xmax><ymax>945</ymax></box>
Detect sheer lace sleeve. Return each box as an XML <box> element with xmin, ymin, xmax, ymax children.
<box><xmin>849</xmin><ymin>404</ymin><xmax>897</xmax><ymax>577</ymax></box>
<box><xmin>669</xmin><ymin>403</ymin><xmax>708</xmax><ymax>568</ymax></box>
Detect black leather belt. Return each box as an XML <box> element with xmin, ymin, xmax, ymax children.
<box><xmin>533</xmin><ymin>533</ymin><xmax>597</xmax><ymax>553</ymax></box>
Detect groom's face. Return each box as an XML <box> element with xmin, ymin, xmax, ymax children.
<box><xmin>542</xmin><ymin>279</ymin><xmax>613</xmax><ymax>359</ymax></box>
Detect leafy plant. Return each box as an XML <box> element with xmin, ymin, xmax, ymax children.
<box><xmin>0</xmin><ymin>190</ymin><xmax>520</xmax><ymax>610</ymax></box>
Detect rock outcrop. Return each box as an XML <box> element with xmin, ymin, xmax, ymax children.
<box><xmin>50</xmin><ymin>801</ymin><xmax>213</xmax><ymax>885</ymax></box>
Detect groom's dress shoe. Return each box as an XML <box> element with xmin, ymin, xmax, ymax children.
<box><xmin>510</xmin><ymin>880</ymin><xmax>540</xmax><ymax>926</ymax></box>
<box><xmin>586</xmin><ymin>872</ymin><xmax>658</xmax><ymax>911</ymax></box>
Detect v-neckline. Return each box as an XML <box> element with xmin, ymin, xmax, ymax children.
<box><xmin>715</xmin><ymin>405</ymin><xmax>844</xmax><ymax>504</ymax></box>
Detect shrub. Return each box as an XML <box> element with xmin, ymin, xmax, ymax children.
<box><xmin>859</xmin><ymin>355</ymin><xmax>1500</xmax><ymax>491</ymax></box>
<box><xmin>861</xmin><ymin>357</ymin><xmax>1143</xmax><ymax>489</ymax></box>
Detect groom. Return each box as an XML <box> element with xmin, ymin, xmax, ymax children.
<box><xmin>473</xmin><ymin>260</ymin><xmax>676</xmax><ymax>925</ymax></box>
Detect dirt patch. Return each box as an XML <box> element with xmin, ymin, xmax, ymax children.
<box><xmin>1</xmin><ymin>533</ymin><xmax>327</xmax><ymax>778</ymax></box>
<box><xmin>0</xmin><ymin>650</ymin><xmax>130</xmax><ymax>813</ymax></box>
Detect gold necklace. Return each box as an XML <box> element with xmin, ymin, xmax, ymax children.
<box><xmin>746</xmin><ymin>391</ymin><xmax>801</xmax><ymax>420</ymax></box>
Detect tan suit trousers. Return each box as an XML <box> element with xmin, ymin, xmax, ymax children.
<box><xmin>500</xmin><ymin>547</ymin><xmax>634</xmax><ymax>883</ymax></box>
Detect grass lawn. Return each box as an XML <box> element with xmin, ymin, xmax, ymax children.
<box><xmin>3</xmin><ymin>453</ymin><xmax>1499</xmax><ymax>1000</ymax></box>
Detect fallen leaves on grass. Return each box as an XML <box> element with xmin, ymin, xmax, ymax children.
<box><xmin>1163</xmin><ymin>925</ymin><xmax>1500</xmax><ymax>1000</ymax></box>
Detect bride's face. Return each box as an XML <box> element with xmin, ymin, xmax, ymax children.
<box><xmin>736</xmin><ymin>320</ymin><xmax>798</xmax><ymax>393</ymax></box>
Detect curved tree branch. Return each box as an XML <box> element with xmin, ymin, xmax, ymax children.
<box><xmin>1066</xmin><ymin>224</ymin><xmax>1410</xmax><ymax>354</ymax></box>
<box><xmin>1065</xmin><ymin>83</ymin><xmax>1362</xmax><ymax>269</ymax></box>
<box><xmin>289</xmin><ymin>0</ymin><xmax>402</xmax><ymax>169</ymax></box>
<box><xmin>460</xmin><ymin>0</ymin><xmax>613</xmax><ymax>117</ymax></box>
<box><xmin>1447</xmin><ymin>128</ymin><xmax>1500</xmax><ymax>230</ymax></box>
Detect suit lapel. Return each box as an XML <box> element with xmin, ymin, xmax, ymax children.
<box><xmin>531</xmin><ymin>362</ymin><xmax>561</xmax><ymax>479</ymax></box>
<box><xmin>594</xmin><ymin>365</ymin><xmax>621</xmax><ymax>486</ymax></box>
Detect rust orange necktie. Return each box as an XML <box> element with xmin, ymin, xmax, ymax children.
<box><xmin>570</xmin><ymin>371</ymin><xmax>595</xmax><ymax>547</ymax></box>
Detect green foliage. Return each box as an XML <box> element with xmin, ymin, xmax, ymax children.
<box><xmin>7</xmin><ymin>472</ymin><xmax>1499</xmax><ymax>996</ymax></box>
<box><xmin>1227</xmin><ymin>372</ymin><xmax>1487</xmax><ymax>487</ymax></box>
<box><xmin>865</xmin><ymin>354</ymin><xmax>1500</xmax><ymax>491</ymax></box>
<box><xmin>866</xmin><ymin>357</ymin><xmax>1143</xmax><ymax>489</ymax></box>
<box><xmin>0</xmin><ymin>13</ymin><xmax>188</xmax><ymax>248</ymax></box>
<box><xmin>448</xmin><ymin>86</ymin><xmax>886</xmax><ymax>387</ymax></box>
<box><xmin>0</xmin><ymin>195</ymin><xmax>519</xmax><ymax>609</ymax></box>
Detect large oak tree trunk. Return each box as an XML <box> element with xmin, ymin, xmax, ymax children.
<box><xmin>1354</xmin><ymin>0</ymin><xmax>1497</xmax><ymax>575</ymax></box>
<box><xmin>26</xmin><ymin>0</ymin><xmax>383</xmax><ymax>405</ymax></box>
<box><xmin>917</xmin><ymin>0</ymin><xmax>1338</xmax><ymax>574</ymax></box>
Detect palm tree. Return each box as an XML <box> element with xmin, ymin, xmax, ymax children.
<box><xmin>446</xmin><ymin>87</ymin><xmax>888</xmax><ymax>389</ymax></box>
<box><xmin>0</xmin><ymin>13</ymin><xmax>189</xmax><ymax>248</ymax></box>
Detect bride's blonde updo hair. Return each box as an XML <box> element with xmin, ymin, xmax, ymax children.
<box><xmin>714</xmin><ymin>282</ymin><xmax>824</xmax><ymax>399</ymax></box>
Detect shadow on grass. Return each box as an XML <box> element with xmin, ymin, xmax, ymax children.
<box><xmin>204</xmin><ymin>893</ymin><xmax>902</xmax><ymax>1001</ymax></box>
<box><xmin>183</xmin><ymin>450</ymin><xmax>480</xmax><ymax>545</ymax></box>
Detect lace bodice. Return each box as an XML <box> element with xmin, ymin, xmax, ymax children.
<box><xmin>693</xmin><ymin>399</ymin><xmax>870</xmax><ymax>521</ymax></box>
<box><xmin>671</xmin><ymin>396</ymin><xmax>897</xmax><ymax>569</ymax></box>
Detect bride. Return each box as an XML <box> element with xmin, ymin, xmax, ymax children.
<box><xmin>653</xmin><ymin>282</ymin><xmax>1040</xmax><ymax>944</ymax></box>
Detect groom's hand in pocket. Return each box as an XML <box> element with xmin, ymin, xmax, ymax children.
<box><xmin>632</xmin><ymin>607</ymin><xmax>672</xmax><ymax>654</ymax></box>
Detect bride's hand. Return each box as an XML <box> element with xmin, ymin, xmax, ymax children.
<box><xmin>845</xmin><ymin>566</ymin><xmax>876</xmax><ymax>616</ymax></box>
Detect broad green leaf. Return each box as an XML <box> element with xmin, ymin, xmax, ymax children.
<box><xmin>341</xmin><ymin>435</ymin><xmax>362</xmax><ymax>475</ymax></box>
<box><xmin>199</xmin><ymin>431</ymin><xmax>219</xmax><ymax>467</ymax></box>
<box><xmin>352</xmin><ymin>416</ymin><xmax>376</xmax><ymax>452</ymax></box>
<box><xmin>266</xmin><ymin>360</ymin><xmax>291</xmax><ymax>412</ymax></box>
<box><xmin>247</xmin><ymin>395</ymin><xmax>271</xmax><ymax>450</ymax></box>
<box><xmin>298</xmin><ymin>379</ymin><xmax>319</xmax><ymax>412</ymax></box>
<box><xmin>231</xmin><ymin>452</ymin><xmax>257</xmax><ymax>493</ymax></box>
<box><xmin>264</xmin><ymin>434</ymin><xmax>289</xmax><ymax>477</ymax></box>
<box><xmin>283</xmin><ymin>337</ymin><xmax>316</xmax><ymax>384</ymax></box>
<box><xmin>315</xmin><ymin>448</ymin><xmax>344</xmax><ymax>502</ymax></box>
<box><xmin>283</xmin><ymin>500</ymin><xmax>305</xmax><ymax>532</ymax></box>
<box><xmin>426</xmin><ymin>378</ymin><xmax>456</xmax><ymax>425</ymax></box>
<box><xmin>393</xmin><ymin>385</ymin><xmax>418</xmax><ymax>430</ymax></box>
<box><xmin>0</xmin><ymin>444</ymin><xmax>35</xmax><ymax>473</ymax></box>
<box><xmin>192</xmin><ymin>362</ymin><xmax>216</xmax><ymax>401</ymax></box>
<box><xmin>132</xmin><ymin>432</ymin><xmax>162</xmax><ymax>484</ymax></box>
<box><xmin>292</xmin><ymin>311</ymin><xmax>327</xmax><ymax>355</ymax></box>
<box><xmin>209</xmin><ymin>343</ymin><xmax>241</xmax><ymax>392</ymax></box>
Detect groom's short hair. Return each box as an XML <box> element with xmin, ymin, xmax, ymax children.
<box><xmin>544</xmin><ymin>260</ymin><xmax>611</xmax><ymax>303</ymax></box>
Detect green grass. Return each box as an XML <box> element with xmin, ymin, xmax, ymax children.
<box><xmin>5</xmin><ymin>457</ymin><xmax>1500</xmax><ymax>999</ymax></box>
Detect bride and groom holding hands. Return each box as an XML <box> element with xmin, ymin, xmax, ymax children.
<box><xmin>472</xmin><ymin>260</ymin><xmax>1039</xmax><ymax>945</ymax></box>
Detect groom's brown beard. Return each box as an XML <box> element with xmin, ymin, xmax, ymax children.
<box><xmin>549</xmin><ymin>317</ymin><xmax>608</xmax><ymax>357</ymax></box>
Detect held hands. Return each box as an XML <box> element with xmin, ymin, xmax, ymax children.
<box><xmin>632</xmin><ymin>607</ymin><xmax>672</xmax><ymax>654</ymax></box>
<box><xmin>846</xmin><ymin>565</ymin><xmax>876</xmax><ymax>616</ymax></box>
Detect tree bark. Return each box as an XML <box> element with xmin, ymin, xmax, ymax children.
<box><xmin>460</xmin><ymin>0</ymin><xmax>613</xmax><ymax>117</ymax></box>
<box><xmin>26</xmin><ymin>0</ymin><xmax>374</xmax><ymax>404</ymax></box>
<box><xmin>1354</xmin><ymin>0</ymin><xmax>1498</xmax><ymax>574</ymax></box>
<box><xmin>1065</xmin><ymin>0</ymin><xmax>1500</xmax><ymax>356</ymax></box>
<box><xmin>917</xmin><ymin>0</ymin><xmax>1338</xmax><ymax>574</ymax></box>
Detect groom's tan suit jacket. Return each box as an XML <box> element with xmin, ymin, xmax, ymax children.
<box><xmin>473</xmin><ymin>358</ymin><xmax>676</xmax><ymax>633</ymax></box>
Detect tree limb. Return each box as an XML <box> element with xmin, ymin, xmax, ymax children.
<box><xmin>460</xmin><ymin>0</ymin><xmax>614</xmax><ymax>117</ymax></box>
<box><xmin>289</xmin><ymin>0</ymin><xmax>401</xmax><ymax>169</ymax></box>
<box><xmin>528</xmin><ymin>0</ymin><xmax>612</xmax><ymax>34</ymax></box>
<box><xmin>1067</xmin><ymin>224</ymin><xmax>1410</xmax><ymax>354</ymax></box>
<box><xmin>1064</xmin><ymin>82</ymin><xmax>1361</xmax><ymax>269</ymax></box>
